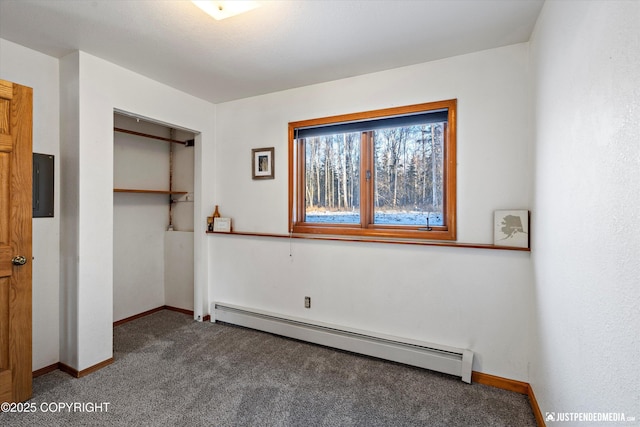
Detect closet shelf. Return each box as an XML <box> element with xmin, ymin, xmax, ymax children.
<box><xmin>114</xmin><ymin>188</ymin><xmax>188</xmax><ymax>195</ymax></box>
<box><xmin>114</xmin><ymin>127</ymin><xmax>193</xmax><ymax>145</ymax></box>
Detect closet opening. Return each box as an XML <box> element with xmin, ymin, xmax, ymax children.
<box><xmin>113</xmin><ymin>110</ymin><xmax>197</xmax><ymax>323</ymax></box>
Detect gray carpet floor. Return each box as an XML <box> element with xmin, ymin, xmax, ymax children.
<box><xmin>1</xmin><ymin>310</ymin><xmax>536</xmax><ymax>426</ymax></box>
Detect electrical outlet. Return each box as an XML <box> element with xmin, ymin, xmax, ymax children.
<box><xmin>304</xmin><ymin>296</ymin><xmax>311</xmax><ymax>309</ymax></box>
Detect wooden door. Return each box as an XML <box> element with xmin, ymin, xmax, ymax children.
<box><xmin>0</xmin><ymin>79</ymin><xmax>33</xmax><ymax>404</ymax></box>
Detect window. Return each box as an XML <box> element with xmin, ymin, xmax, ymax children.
<box><xmin>289</xmin><ymin>99</ymin><xmax>456</xmax><ymax>241</ymax></box>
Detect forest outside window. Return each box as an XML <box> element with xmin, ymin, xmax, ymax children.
<box><xmin>288</xmin><ymin>99</ymin><xmax>457</xmax><ymax>241</ymax></box>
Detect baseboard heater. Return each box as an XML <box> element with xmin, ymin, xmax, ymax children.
<box><xmin>212</xmin><ymin>303</ymin><xmax>473</xmax><ymax>383</ymax></box>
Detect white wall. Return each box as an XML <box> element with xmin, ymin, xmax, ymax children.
<box><xmin>59</xmin><ymin>51</ymin><xmax>215</xmax><ymax>371</ymax></box>
<box><xmin>0</xmin><ymin>38</ymin><xmax>60</xmax><ymax>371</ymax></box>
<box><xmin>530</xmin><ymin>0</ymin><xmax>640</xmax><ymax>419</ymax></box>
<box><xmin>113</xmin><ymin>115</ymin><xmax>172</xmax><ymax>191</ymax></box>
<box><xmin>59</xmin><ymin>51</ymin><xmax>81</xmax><ymax>369</ymax></box>
<box><xmin>113</xmin><ymin>192</ymin><xmax>168</xmax><ymax>321</ymax></box>
<box><xmin>211</xmin><ymin>43</ymin><xmax>533</xmax><ymax>380</ymax></box>
<box><xmin>165</xmin><ymin>231</ymin><xmax>194</xmax><ymax>311</ymax></box>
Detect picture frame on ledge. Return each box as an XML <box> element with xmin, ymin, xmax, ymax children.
<box><xmin>252</xmin><ymin>147</ymin><xmax>274</xmax><ymax>180</ymax></box>
<box><xmin>494</xmin><ymin>210</ymin><xmax>529</xmax><ymax>248</ymax></box>
<box><xmin>213</xmin><ymin>217</ymin><xmax>232</xmax><ymax>233</ymax></box>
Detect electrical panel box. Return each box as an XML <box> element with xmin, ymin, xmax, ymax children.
<box><xmin>33</xmin><ymin>153</ymin><xmax>54</xmax><ymax>218</ymax></box>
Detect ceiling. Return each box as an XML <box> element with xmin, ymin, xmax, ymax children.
<box><xmin>0</xmin><ymin>0</ymin><xmax>544</xmax><ymax>103</ymax></box>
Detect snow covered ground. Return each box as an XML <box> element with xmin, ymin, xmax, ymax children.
<box><xmin>305</xmin><ymin>210</ymin><xmax>443</xmax><ymax>226</ymax></box>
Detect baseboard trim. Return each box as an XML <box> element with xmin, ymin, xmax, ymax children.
<box><xmin>472</xmin><ymin>371</ymin><xmax>529</xmax><ymax>394</ymax></box>
<box><xmin>32</xmin><ymin>363</ymin><xmax>59</xmax><ymax>378</ymax></box>
<box><xmin>114</xmin><ymin>306</ymin><xmax>210</xmax><ymax>327</ymax></box>
<box><xmin>164</xmin><ymin>305</ymin><xmax>192</xmax><ymax>315</ymax></box>
<box><xmin>59</xmin><ymin>358</ymin><xmax>114</xmax><ymax>378</ymax></box>
<box><xmin>113</xmin><ymin>306</ymin><xmax>166</xmax><ymax>327</ymax></box>
<box><xmin>472</xmin><ymin>372</ymin><xmax>544</xmax><ymax>427</ymax></box>
<box><xmin>528</xmin><ymin>384</ymin><xmax>545</xmax><ymax>427</ymax></box>
<box><xmin>164</xmin><ymin>305</ymin><xmax>211</xmax><ymax>321</ymax></box>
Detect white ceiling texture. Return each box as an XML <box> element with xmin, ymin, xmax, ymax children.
<box><xmin>0</xmin><ymin>0</ymin><xmax>544</xmax><ymax>103</ymax></box>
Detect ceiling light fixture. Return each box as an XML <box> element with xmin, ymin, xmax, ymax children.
<box><xmin>192</xmin><ymin>1</ymin><xmax>260</xmax><ymax>21</ymax></box>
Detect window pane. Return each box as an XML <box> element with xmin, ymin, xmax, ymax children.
<box><xmin>304</xmin><ymin>133</ymin><xmax>360</xmax><ymax>224</ymax></box>
<box><xmin>373</xmin><ymin>124</ymin><xmax>444</xmax><ymax>226</ymax></box>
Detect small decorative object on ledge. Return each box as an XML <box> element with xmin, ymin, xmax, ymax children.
<box><xmin>207</xmin><ymin>205</ymin><xmax>222</xmax><ymax>232</ymax></box>
<box><xmin>213</xmin><ymin>217</ymin><xmax>232</xmax><ymax>233</ymax></box>
<box><xmin>252</xmin><ymin>147</ymin><xmax>274</xmax><ymax>180</ymax></box>
<box><xmin>494</xmin><ymin>210</ymin><xmax>529</xmax><ymax>248</ymax></box>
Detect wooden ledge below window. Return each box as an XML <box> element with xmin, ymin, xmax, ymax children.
<box><xmin>206</xmin><ymin>230</ymin><xmax>530</xmax><ymax>252</ymax></box>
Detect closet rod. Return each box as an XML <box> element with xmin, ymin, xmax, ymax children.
<box><xmin>114</xmin><ymin>127</ymin><xmax>189</xmax><ymax>145</ymax></box>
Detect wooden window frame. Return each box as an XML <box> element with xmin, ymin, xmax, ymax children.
<box><xmin>288</xmin><ymin>99</ymin><xmax>457</xmax><ymax>241</ymax></box>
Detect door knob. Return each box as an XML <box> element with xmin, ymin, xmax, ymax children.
<box><xmin>12</xmin><ymin>256</ymin><xmax>27</xmax><ymax>266</ymax></box>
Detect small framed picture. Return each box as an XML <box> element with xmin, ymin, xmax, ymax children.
<box><xmin>213</xmin><ymin>217</ymin><xmax>232</xmax><ymax>233</ymax></box>
<box><xmin>494</xmin><ymin>210</ymin><xmax>529</xmax><ymax>248</ymax></box>
<box><xmin>252</xmin><ymin>147</ymin><xmax>274</xmax><ymax>180</ymax></box>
